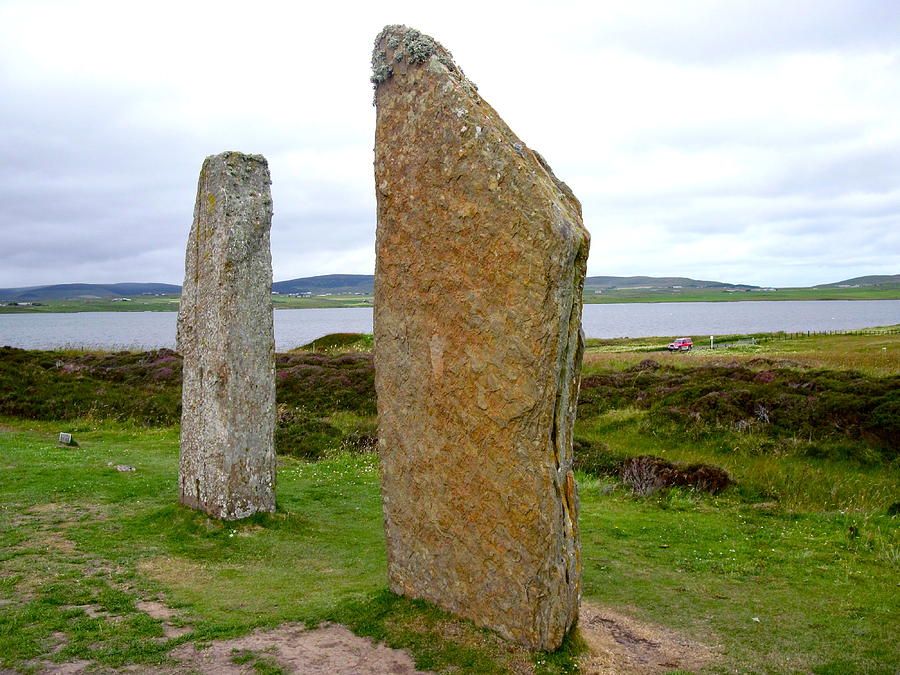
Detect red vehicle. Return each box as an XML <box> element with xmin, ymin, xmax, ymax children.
<box><xmin>667</xmin><ymin>337</ymin><xmax>693</xmax><ymax>351</ymax></box>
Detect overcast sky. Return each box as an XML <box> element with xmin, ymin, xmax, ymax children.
<box><xmin>1</xmin><ymin>0</ymin><xmax>898</xmax><ymax>288</ymax></box>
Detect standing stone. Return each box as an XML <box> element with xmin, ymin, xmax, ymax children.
<box><xmin>177</xmin><ymin>151</ymin><xmax>276</xmax><ymax>520</ymax></box>
<box><xmin>372</xmin><ymin>26</ymin><xmax>590</xmax><ymax>650</ymax></box>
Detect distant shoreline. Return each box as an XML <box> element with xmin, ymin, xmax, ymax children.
<box><xmin>1</xmin><ymin>285</ymin><xmax>900</xmax><ymax>313</ymax></box>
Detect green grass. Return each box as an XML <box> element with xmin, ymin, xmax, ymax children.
<box><xmin>578</xmin><ymin>482</ymin><xmax>898</xmax><ymax>673</ymax></box>
<box><xmin>0</xmin><ymin>295</ymin><xmax>378</xmax><ymax>314</ymax></box>
<box><xmin>272</xmin><ymin>295</ymin><xmax>373</xmax><ymax>309</ymax></box>
<box><xmin>0</xmin><ymin>295</ymin><xmax>182</xmax><ymax>313</ymax></box>
<box><xmin>0</xmin><ymin>294</ymin><xmax>375</xmax><ymax>313</ymax></box>
<box><xmin>2</xmin><ymin>414</ymin><xmax>897</xmax><ymax>673</ymax></box>
<box><xmin>1</xmin><ymin>330</ymin><xmax>898</xmax><ymax>673</ymax></box>
<box><xmin>295</xmin><ymin>332</ymin><xmax>374</xmax><ymax>353</ymax></box>
<box><xmin>584</xmin><ymin>327</ymin><xmax>900</xmax><ymax>376</ymax></box>
<box><xmin>0</xmin><ymin>421</ymin><xmax>568</xmax><ymax>673</ymax></box>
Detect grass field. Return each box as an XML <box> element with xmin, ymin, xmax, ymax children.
<box><xmin>1</xmin><ymin>330</ymin><xmax>898</xmax><ymax>673</ymax></box>
<box><xmin>3</xmin><ymin>284</ymin><xmax>899</xmax><ymax>313</ymax></box>
<box><xmin>584</xmin><ymin>327</ymin><xmax>900</xmax><ymax>376</ymax></box>
<box><xmin>0</xmin><ymin>296</ymin><xmax>182</xmax><ymax>313</ymax></box>
<box><xmin>582</xmin><ymin>285</ymin><xmax>900</xmax><ymax>304</ymax></box>
<box><xmin>0</xmin><ymin>295</ymin><xmax>372</xmax><ymax>313</ymax></box>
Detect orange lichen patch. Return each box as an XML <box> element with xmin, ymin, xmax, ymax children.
<box><xmin>373</xmin><ymin>24</ymin><xmax>588</xmax><ymax>651</ymax></box>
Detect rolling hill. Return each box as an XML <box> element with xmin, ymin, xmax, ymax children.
<box><xmin>271</xmin><ymin>274</ymin><xmax>374</xmax><ymax>295</ymax></box>
<box><xmin>583</xmin><ymin>276</ymin><xmax>755</xmax><ymax>290</ymax></box>
<box><xmin>4</xmin><ymin>273</ymin><xmax>896</xmax><ymax>301</ymax></box>
<box><xmin>815</xmin><ymin>274</ymin><xmax>900</xmax><ymax>288</ymax></box>
<box><xmin>0</xmin><ymin>282</ymin><xmax>181</xmax><ymax>302</ymax></box>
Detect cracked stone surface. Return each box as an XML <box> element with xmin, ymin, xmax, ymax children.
<box><xmin>372</xmin><ymin>25</ymin><xmax>590</xmax><ymax>650</ymax></box>
<box><xmin>177</xmin><ymin>151</ymin><xmax>276</xmax><ymax>520</ymax></box>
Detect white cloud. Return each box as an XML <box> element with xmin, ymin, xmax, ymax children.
<box><xmin>0</xmin><ymin>0</ymin><xmax>898</xmax><ymax>288</ymax></box>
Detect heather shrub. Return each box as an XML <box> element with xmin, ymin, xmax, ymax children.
<box><xmin>0</xmin><ymin>345</ymin><xmax>377</xmax><ymax>426</ymax></box>
<box><xmin>274</xmin><ymin>406</ymin><xmax>343</xmax><ymax>460</ymax></box>
<box><xmin>275</xmin><ymin>352</ymin><xmax>375</xmax><ymax>415</ymax></box>
<box><xmin>0</xmin><ymin>346</ymin><xmax>181</xmax><ymax>425</ymax></box>
<box><xmin>620</xmin><ymin>455</ymin><xmax>732</xmax><ymax>496</ymax></box>
<box><xmin>580</xmin><ymin>361</ymin><xmax>899</xmax><ymax>458</ymax></box>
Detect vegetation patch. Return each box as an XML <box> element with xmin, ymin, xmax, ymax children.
<box><xmin>619</xmin><ymin>455</ymin><xmax>732</xmax><ymax>496</ymax></box>
<box><xmin>579</xmin><ymin>358</ymin><xmax>900</xmax><ymax>459</ymax></box>
<box><xmin>275</xmin><ymin>352</ymin><xmax>375</xmax><ymax>417</ymax></box>
<box><xmin>296</xmin><ymin>332</ymin><xmax>374</xmax><ymax>354</ymax></box>
<box><xmin>274</xmin><ymin>406</ymin><xmax>343</xmax><ymax>460</ymax></box>
<box><xmin>0</xmin><ymin>346</ymin><xmax>182</xmax><ymax>425</ymax></box>
<box><xmin>1</xmin><ymin>329</ymin><xmax>898</xmax><ymax>673</ymax></box>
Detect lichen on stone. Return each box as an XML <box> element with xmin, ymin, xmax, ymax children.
<box><xmin>403</xmin><ymin>28</ymin><xmax>437</xmax><ymax>64</ymax></box>
<box><xmin>370</xmin><ymin>24</ymin><xmax>469</xmax><ymax>93</ymax></box>
<box><xmin>370</xmin><ymin>54</ymin><xmax>393</xmax><ymax>87</ymax></box>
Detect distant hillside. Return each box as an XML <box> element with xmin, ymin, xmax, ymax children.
<box><xmin>816</xmin><ymin>274</ymin><xmax>900</xmax><ymax>288</ymax></box>
<box><xmin>584</xmin><ymin>276</ymin><xmax>755</xmax><ymax>290</ymax></box>
<box><xmin>272</xmin><ymin>274</ymin><xmax>374</xmax><ymax>295</ymax></box>
<box><xmin>273</xmin><ymin>274</ymin><xmax>759</xmax><ymax>295</ymax></box>
<box><xmin>10</xmin><ymin>273</ymin><xmax>893</xmax><ymax>301</ymax></box>
<box><xmin>0</xmin><ymin>283</ymin><xmax>181</xmax><ymax>301</ymax></box>
<box><xmin>0</xmin><ymin>274</ymin><xmax>765</xmax><ymax>301</ymax></box>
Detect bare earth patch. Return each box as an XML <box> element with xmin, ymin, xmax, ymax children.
<box><xmin>137</xmin><ymin>556</ymin><xmax>213</xmax><ymax>596</ymax></box>
<box><xmin>578</xmin><ymin>602</ymin><xmax>719</xmax><ymax>674</ymax></box>
<box><xmin>35</xmin><ymin>659</ymin><xmax>94</xmax><ymax>674</ymax></box>
<box><xmin>169</xmin><ymin>623</ymin><xmax>431</xmax><ymax>674</ymax></box>
<box><xmin>135</xmin><ymin>600</ymin><xmax>192</xmax><ymax>639</ymax></box>
<box><xmin>22</xmin><ymin>598</ymin><xmax>720</xmax><ymax>674</ymax></box>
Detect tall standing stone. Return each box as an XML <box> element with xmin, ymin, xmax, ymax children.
<box><xmin>177</xmin><ymin>151</ymin><xmax>276</xmax><ymax>520</ymax></box>
<box><xmin>372</xmin><ymin>26</ymin><xmax>590</xmax><ymax>650</ymax></box>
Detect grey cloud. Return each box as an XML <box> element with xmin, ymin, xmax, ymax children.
<box><xmin>579</xmin><ymin>0</ymin><xmax>900</xmax><ymax>63</ymax></box>
<box><xmin>1</xmin><ymin>3</ymin><xmax>897</xmax><ymax>290</ymax></box>
<box><xmin>0</xmin><ymin>70</ymin><xmax>376</xmax><ymax>286</ymax></box>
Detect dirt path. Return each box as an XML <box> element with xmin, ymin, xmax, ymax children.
<box><xmin>30</xmin><ymin>602</ymin><xmax>716</xmax><ymax>674</ymax></box>
<box><xmin>168</xmin><ymin>623</ymin><xmax>430</xmax><ymax>674</ymax></box>
<box><xmin>578</xmin><ymin>602</ymin><xmax>719</xmax><ymax>674</ymax></box>
<box><xmin>33</xmin><ymin>623</ymin><xmax>430</xmax><ymax>675</ymax></box>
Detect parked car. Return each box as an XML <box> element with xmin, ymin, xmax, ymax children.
<box><xmin>667</xmin><ymin>337</ymin><xmax>693</xmax><ymax>351</ymax></box>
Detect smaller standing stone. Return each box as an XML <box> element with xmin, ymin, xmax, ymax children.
<box><xmin>177</xmin><ymin>151</ymin><xmax>276</xmax><ymax>520</ymax></box>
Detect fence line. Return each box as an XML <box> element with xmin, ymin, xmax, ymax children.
<box><xmin>764</xmin><ymin>328</ymin><xmax>900</xmax><ymax>341</ymax></box>
<box><xmin>690</xmin><ymin>327</ymin><xmax>898</xmax><ymax>350</ymax></box>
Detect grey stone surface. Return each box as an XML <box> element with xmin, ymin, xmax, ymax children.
<box><xmin>177</xmin><ymin>151</ymin><xmax>276</xmax><ymax>520</ymax></box>
<box><xmin>372</xmin><ymin>26</ymin><xmax>589</xmax><ymax>650</ymax></box>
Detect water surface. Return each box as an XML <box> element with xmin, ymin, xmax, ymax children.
<box><xmin>1</xmin><ymin>300</ymin><xmax>897</xmax><ymax>351</ymax></box>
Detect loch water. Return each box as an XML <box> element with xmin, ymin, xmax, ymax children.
<box><xmin>1</xmin><ymin>300</ymin><xmax>898</xmax><ymax>352</ymax></box>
